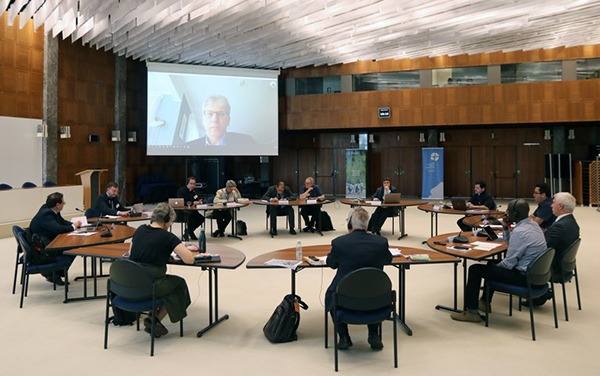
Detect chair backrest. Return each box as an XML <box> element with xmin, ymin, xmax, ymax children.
<box><xmin>335</xmin><ymin>267</ymin><xmax>392</xmax><ymax>311</ymax></box>
<box><xmin>22</xmin><ymin>182</ymin><xmax>37</xmax><ymax>188</ymax></box>
<box><xmin>108</xmin><ymin>259</ymin><xmax>156</xmax><ymax>300</ymax></box>
<box><xmin>560</xmin><ymin>238</ymin><xmax>581</xmax><ymax>275</ymax></box>
<box><xmin>12</xmin><ymin>226</ymin><xmax>24</xmax><ymax>255</ymax></box>
<box><xmin>526</xmin><ymin>247</ymin><xmax>555</xmax><ymax>286</ymax></box>
<box><xmin>14</xmin><ymin>229</ymin><xmax>34</xmax><ymax>264</ymax></box>
<box><xmin>42</xmin><ymin>181</ymin><xmax>57</xmax><ymax>187</ymax></box>
<box><xmin>0</xmin><ymin>183</ymin><xmax>13</xmax><ymax>190</ymax></box>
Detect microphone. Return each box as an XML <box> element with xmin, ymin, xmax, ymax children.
<box><xmin>75</xmin><ymin>208</ymin><xmax>85</xmax><ymax>213</ymax></box>
<box><xmin>101</xmin><ymin>227</ymin><xmax>113</xmax><ymax>238</ymax></box>
<box><xmin>453</xmin><ymin>230</ymin><xmax>469</xmax><ymax>243</ymax></box>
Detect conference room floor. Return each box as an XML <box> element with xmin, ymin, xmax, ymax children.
<box><xmin>2</xmin><ymin>200</ymin><xmax>598</xmax><ymax>375</ymax></box>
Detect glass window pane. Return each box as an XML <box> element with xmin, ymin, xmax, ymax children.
<box><xmin>432</xmin><ymin>67</ymin><xmax>487</xmax><ymax>87</ymax></box>
<box><xmin>295</xmin><ymin>76</ymin><xmax>341</xmax><ymax>95</ymax></box>
<box><xmin>501</xmin><ymin>62</ymin><xmax>562</xmax><ymax>83</ymax></box>
<box><xmin>576</xmin><ymin>58</ymin><xmax>600</xmax><ymax>80</ymax></box>
<box><xmin>353</xmin><ymin>71</ymin><xmax>420</xmax><ymax>91</ymax></box>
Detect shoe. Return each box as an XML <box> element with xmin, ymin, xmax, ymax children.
<box><xmin>368</xmin><ymin>334</ymin><xmax>384</xmax><ymax>351</ymax></box>
<box><xmin>302</xmin><ymin>226</ymin><xmax>310</xmax><ymax>233</ymax></box>
<box><xmin>450</xmin><ymin>311</ymin><xmax>482</xmax><ymax>323</ymax></box>
<box><xmin>212</xmin><ymin>230</ymin><xmax>220</xmax><ymax>238</ymax></box>
<box><xmin>188</xmin><ymin>231</ymin><xmax>198</xmax><ymax>241</ymax></box>
<box><xmin>143</xmin><ymin>318</ymin><xmax>168</xmax><ymax>338</ymax></box>
<box><xmin>375</xmin><ymin>230</ymin><xmax>381</xmax><ymax>236</ymax></box>
<box><xmin>45</xmin><ymin>275</ymin><xmax>65</xmax><ymax>286</ymax></box>
<box><xmin>219</xmin><ymin>231</ymin><xmax>225</xmax><ymax>237</ymax></box>
<box><xmin>337</xmin><ymin>336</ymin><xmax>353</xmax><ymax>350</ymax></box>
<box><xmin>309</xmin><ymin>227</ymin><xmax>316</xmax><ymax>233</ymax></box>
<box><xmin>478</xmin><ymin>300</ymin><xmax>492</xmax><ymax>313</ymax></box>
<box><xmin>289</xmin><ymin>229</ymin><xmax>297</xmax><ymax>235</ymax></box>
<box><xmin>270</xmin><ymin>229</ymin><xmax>278</xmax><ymax>237</ymax></box>
<box><xmin>182</xmin><ymin>233</ymin><xmax>189</xmax><ymax>241</ymax></box>
<box><xmin>522</xmin><ymin>296</ymin><xmax>548</xmax><ymax>307</ymax></box>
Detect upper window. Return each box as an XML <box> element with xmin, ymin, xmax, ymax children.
<box><xmin>295</xmin><ymin>76</ymin><xmax>341</xmax><ymax>95</ymax></box>
<box><xmin>576</xmin><ymin>58</ymin><xmax>600</xmax><ymax>80</ymax></box>
<box><xmin>432</xmin><ymin>67</ymin><xmax>487</xmax><ymax>87</ymax></box>
<box><xmin>353</xmin><ymin>71</ymin><xmax>420</xmax><ymax>91</ymax></box>
<box><xmin>501</xmin><ymin>62</ymin><xmax>562</xmax><ymax>84</ymax></box>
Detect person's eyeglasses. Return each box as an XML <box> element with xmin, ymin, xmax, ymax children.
<box><xmin>533</xmin><ymin>191</ymin><xmax>541</xmax><ymax>195</ymax></box>
<box><xmin>203</xmin><ymin>110</ymin><xmax>229</xmax><ymax>118</ymax></box>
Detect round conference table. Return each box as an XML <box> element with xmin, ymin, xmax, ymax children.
<box><xmin>253</xmin><ymin>198</ymin><xmax>335</xmax><ymax>236</ymax></box>
<box><xmin>174</xmin><ymin>201</ymin><xmax>250</xmax><ymax>240</ymax></box>
<box><xmin>340</xmin><ymin>198</ymin><xmax>424</xmax><ymax>239</ymax></box>
<box><xmin>46</xmin><ymin>224</ymin><xmax>135</xmax><ymax>252</ymax></box>
<box><xmin>417</xmin><ymin>203</ymin><xmax>505</xmax><ymax>237</ymax></box>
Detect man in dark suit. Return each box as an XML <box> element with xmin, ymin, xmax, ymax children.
<box><xmin>176</xmin><ymin>176</ymin><xmax>205</xmax><ymax>240</ymax></box>
<box><xmin>326</xmin><ymin>207</ymin><xmax>392</xmax><ymax>350</ymax></box>
<box><xmin>529</xmin><ymin>182</ymin><xmax>556</xmax><ymax>230</ymax></box>
<box><xmin>94</xmin><ymin>181</ymin><xmax>131</xmax><ymax>217</ymax></box>
<box><xmin>457</xmin><ymin>180</ymin><xmax>497</xmax><ymax>231</ymax></box>
<box><xmin>531</xmin><ymin>192</ymin><xmax>580</xmax><ymax>306</ymax></box>
<box><xmin>299</xmin><ymin>176</ymin><xmax>325</xmax><ymax>232</ymax></box>
<box><xmin>367</xmin><ymin>177</ymin><xmax>398</xmax><ymax>235</ymax></box>
<box><xmin>262</xmin><ymin>181</ymin><xmax>297</xmax><ymax>236</ymax></box>
<box><xmin>29</xmin><ymin>192</ymin><xmax>82</xmax><ymax>285</ymax></box>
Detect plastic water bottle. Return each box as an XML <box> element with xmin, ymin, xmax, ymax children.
<box><xmin>199</xmin><ymin>228</ymin><xmax>206</xmax><ymax>253</ymax></box>
<box><xmin>296</xmin><ymin>241</ymin><xmax>303</xmax><ymax>261</ymax></box>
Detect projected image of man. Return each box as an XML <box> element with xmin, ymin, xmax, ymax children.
<box><xmin>196</xmin><ymin>95</ymin><xmax>257</xmax><ymax>147</ymax></box>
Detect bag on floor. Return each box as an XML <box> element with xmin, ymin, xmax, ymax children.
<box><xmin>24</xmin><ymin>228</ymin><xmax>56</xmax><ymax>265</ymax></box>
<box><xmin>320</xmin><ymin>211</ymin><xmax>335</xmax><ymax>231</ymax></box>
<box><xmin>109</xmin><ymin>291</ymin><xmax>137</xmax><ymax>326</ymax></box>
<box><xmin>237</xmin><ymin>220</ymin><xmax>248</xmax><ymax>235</ymax></box>
<box><xmin>263</xmin><ymin>294</ymin><xmax>308</xmax><ymax>343</ymax></box>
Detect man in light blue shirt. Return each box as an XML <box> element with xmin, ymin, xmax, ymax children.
<box><xmin>451</xmin><ymin>198</ymin><xmax>547</xmax><ymax>323</ymax></box>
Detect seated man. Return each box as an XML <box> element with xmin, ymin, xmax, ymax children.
<box><xmin>529</xmin><ymin>182</ymin><xmax>556</xmax><ymax>230</ymax></box>
<box><xmin>262</xmin><ymin>181</ymin><xmax>296</xmax><ymax>236</ymax></box>
<box><xmin>176</xmin><ymin>176</ymin><xmax>204</xmax><ymax>240</ymax></box>
<box><xmin>326</xmin><ymin>207</ymin><xmax>392</xmax><ymax>350</ymax></box>
<box><xmin>212</xmin><ymin>180</ymin><xmax>243</xmax><ymax>237</ymax></box>
<box><xmin>299</xmin><ymin>177</ymin><xmax>325</xmax><ymax>232</ymax></box>
<box><xmin>367</xmin><ymin>177</ymin><xmax>398</xmax><ymax>235</ymax></box>
<box><xmin>530</xmin><ymin>192</ymin><xmax>580</xmax><ymax>306</ymax></box>
<box><xmin>29</xmin><ymin>192</ymin><xmax>82</xmax><ymax>285</ymax></box>
<box><xmin>94</xmin><ymin>182</ymin><xmax>131</xmax><ymax>217</ymax></box>
<box><xmin>451</xmin><ymin>199</ymin><xmax>547</xmax><ymax>323</ymax></box>
<box><xmin>457</xmin><ymin>180</ymin><xmax>497</xmax><ymax>231</ymax></box>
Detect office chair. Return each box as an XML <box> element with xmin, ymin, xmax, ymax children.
<box><xmin>484</xmin><ymin>248</ymin><xmax>558</xmax><ymax>341</ymax></box>
<box><xmin>265</xmin><ymin>207</ymin><xmax>289</xmax><ymax>231</ymax></box>
<box><xmin>42</xmin><ymin>181</ymin><xmax>57</xmax><ymax>187</ymax></box>
<box><xmin>324</xmin><ymin>267</ymin><xmax>397</xmax><ymax>372</ymax></box>
<box><xmin>104</xmin><ymin>259</ymin><xmax>183</xmax><ymax>356</ymax></box>
<box><xmin>11</xmin><ymin>226</ymin><xmax>24</xmax><ymax>295</ymax></box>
<box><xmin>388</xmin><ymin>208</ymin><xmax>401</xmax><ymax>235</ymax></box>
<box><xmin>0</xmin><ymin>183</ymin><xmax>13</xmax><ymax>190</ymax></box>
<box><xmin>552</xmin><ymin>238</ymin><xmax>582</xmax><ymax>321</ymax></box>
<box><xmin>13</xmin><ymin>226</ymin><xmax>71</xmax><ymax>308</ymax></box>
<box><xmin>22</xmin><ymin>181</ymin><xmax>37</xmax><ymax>188</ymax></box>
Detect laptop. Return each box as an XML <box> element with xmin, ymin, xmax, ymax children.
<box><xmin>450</xmin><ymin>198</ymin><xmax>468</xmax><ymax>210</ymax></box>
<box><xmin>482</xmin><ymin>225</ymin><xmax>499</xmax><ymax>241</ymax></box>
<box><xmin>75</xmin><ymin>218</ymin><xmax>101</xmax><ymax>233</ymax></box>
<box><xmin>383</xmin><ymin>193</ymin><xmax>402</xmax><ymax>203</ymax></box>
<box><xmin>130</xmin><ymin>203</ymin><xmax>144</xmax><ymax>217</ymax></box>
<box><xmin>168</xmin><ymin>198</ymin><xmax>185</xmax><ymax>208</ymax></box>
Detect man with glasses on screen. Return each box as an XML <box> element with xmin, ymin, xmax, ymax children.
<box><xmin>190</xmin><ymin>95</ymin><xmax>257</xmax><ymax>148</ymax></box>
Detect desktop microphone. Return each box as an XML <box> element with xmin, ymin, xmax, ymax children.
<box><xmin>100</xmin><ymin>227</ymin><xmax>113</xmax><ymax>238</ymax></box>
<box><xmin>453</xmin><ymin>230</ymin><xmax>469</xmax><ymax>243</ymax></box>
<box><xmin>75</xmin><ymin>208</ymin><xmax>85</xmax><ymax>213</ymax></box>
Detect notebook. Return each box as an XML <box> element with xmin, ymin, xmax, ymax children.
<box><xmin>450</xmin><ymin>198</ymin><xmax>468</xmax><ymax>210</ymax></box>
<box><xmin>383</xmin><ymin>193</ymin><xmax>402</xmax><ymax>203</ymax></box>
<box><xmin>168</xmin><ymin>198</ymin><xmax>185</xmax><ymax>208</ymax></box>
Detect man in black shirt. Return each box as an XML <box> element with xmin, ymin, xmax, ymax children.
<box><xmin>262</xmin><ymin>181</ymin><xmax>297</xmax><ymax>236</ymax></box>
<box><xmin>95</xmin><ymin>182</ymin><xmax>130</xmax><ymax>217</ymax></box>
<box><xmin>176</xmin><ymin>176</ymin><xmax>204</xmax><ymax>240</ymax></box>
<box><xmin>457</xmin><ymin>180</ymin><xmax>496</xmax><ymax>231</ymax></box>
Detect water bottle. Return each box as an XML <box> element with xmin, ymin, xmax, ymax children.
<box><xmin>199</xmin><ymin>228</ymin><xmax>206</xmax><ymax>253</ymax></box>
<box><xmin>296</xmin><ymin>241</ymin><xmax>303</xmax><ymax>261</ymax></box>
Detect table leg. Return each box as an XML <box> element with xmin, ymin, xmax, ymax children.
<box><xmin>395</xmin><ymin>265</ymin><xmax>413</xmax><ymax>336</ymax></box>
<box><xmin>435</xmin><ymin>259</ymin><xmax>463</xmax><ymax>313</ymax></box>
<box><xmin>64</xmin><ymin>255</ymin><xmax>107</xmax><ymax>303</ymax></box>
<box><xmin>227</xmin><ymin>208</ymin><xmax>242</xmax><ymax>240</ymax></box>
<box><xmin>197</xmin><ymin>268</ymin><xmax>230</xmax><ymax>337</ymax></box>
<box><xmin>397</xmin><ymin>207</ymin><xmax>407</xmax><ymax>240</ymax></box>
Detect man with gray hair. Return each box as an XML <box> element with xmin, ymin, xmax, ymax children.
<box><xmin>529</xmin><ymin>192</ymin><xmax>580</xmax><ymax>306</ymax></box>
<box><xmin>211</xmin><ymin>180</ymin><xmax>243</xmax><ymax>237</ymax></box>
<box><xmin>325</xmin><ymin>207</ymin><xmax>392</xmax><ymax>350</ymax></box>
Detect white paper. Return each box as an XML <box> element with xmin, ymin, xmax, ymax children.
<box><xmin>69</xmin><ymin>231</ymin><xmax>97</xmax><ymax>236</ymax></box>
<box><xmin>72</xmin><ymin>216</ymin><xmax>88</xmax><ymax>225</ymax></box>
<box><xmin>367</xmin><ymin>200</ymin><xmax>382</xmax><ymax>206</ymax></box>
<box><xmin>389</xmin><ymin>248</ymin><xmax>402</xmax><ymax>256</ymax></box>
<box><xmin>469</xmin><ymin>241</ymin><xmax>502</xmax><ymax>251</ymax></box>
<box><xmin>197</xmin><ymin>204</ymin><xmax>210</xmax><ymax>209</ymax></box>
<box><xmin>278</xmin><ymin>200</ymin><xmax>289</xmax><ymax>205</ymax></box>
<box><xmin>105</xmin><ymin>215</ymin><xmax>120</xmax><ymax>219</ymax></box>
<box><xmin>306</xmin><ymin>199</ymin><xmax>317</xmax><ymax>204</ymax></box>
<box><xmin>264</xmin><ymin>258</ymin><xmax>302</xmax><ymax>269</ymax></box>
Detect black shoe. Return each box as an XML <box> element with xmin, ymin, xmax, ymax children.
<box><xmin>212</xmin><ymin>230</ymin><xmax>220</xmax><ymax>238</ymax></box>
<box><xmin>337</xmin><ymin>336</ymin><xmax>353</xmax><ymax>350</ymax></box>
<box><xmin>270</xmin><ymin>229</ymin><xmax>278</xmax><ymax>237</ymax></box>
<box><xmin>289</xmin><ymin>229</ymin><xmax>297</xmax><ymax>235</ymax></box>
<box><xmin>219</xmin><ymin>231</ymin><xmax>225</xmax><ymax>237</ymax></box>
<box><xmin>188</xmin><ymin>231</ymin><xmax>198</xmax><ymax>241</ymax></box>
<box><xmin>368</xmin><ymin>334</ymin><xmax>384</xmax><ymax>350</ymax></box>
<box><xmin>309</xmin><ymin>227</ymin><xmax>316</xmax><ymax>233</ymax></box>
<box><xmin>45</xmin><ymin>275</ymin><xmax>66</xmax><ymax>286</ymax></box>
<box><xmin>182</xmin><ymin>233</ymin><xmax>189</xmax><ymax>241</ymax></box>
<box><xmin>302</xmin><ymin>226</ymin><xmax>310</xmax><ymax>233</ymax></box>
<box><xmin>143</xmin><ymin>318</ymin><xmax>168</xmax><ymax>338</ymax></box>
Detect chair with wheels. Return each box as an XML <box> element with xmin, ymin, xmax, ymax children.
<box><xmin>104</xmin><ymin>259</ymin><xmax>183</xmax><ymax>357</ymax></box>
<box><xmin>13</xmin><ymin>226</ymin><xmax>71</xmax><ymax>308</ymax></box>
<box><xmin>484</xmin><ymin>247</ymin><xmax>558</xmax><ymax>341</ymax></box>
<box><xmin>552</xmin><ymin>238</ymin><xmax>582</xmax><ymax>321</ymax></box>
<box><xmin>324</xmin><ymin>267</ymin><xmax>398</xmax><ymax>372</ymax></box>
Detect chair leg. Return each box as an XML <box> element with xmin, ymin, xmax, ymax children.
<box><xmin>392</xmin><ymin>312</ymin><xmax>398</xmax><ymax>368</ymax></box>
<box><xmin>561</xmin><ymin>281</ymin><xmax>569</xmax><ymax>321</ymax></box>
<box><xmin>12</xmin><ymin>255</ymin><xmax>20</xmax><ymax>294</ymax></box>
<box><xmin>333</xmin><ymin>317</ymin><xmax>339</xmax><ymax>372</ymax></box>
<box><xmin>104</xmin><ymin>294</ymin><xmax>111</xmax><ymax>349</ymax></box>
<box><xmin>19</xmin><ymin>273</ymin><xmax>28</xmax><ymax>308</ymax></box>
<box><xmin>324</xmin><ymin>308</ymin><xmax>329</xmax><ymax>348</ymax></box>
<box><xmin>484</xmin><ymin>284</ymin><xmax>490</xmax><ymax>327</ymax></box>
<box><xmin>527</xmin><ymin>298</ymin><xmax>536</xmax><ymax>341</ymax></box>
<box><xmin>574</xmin><ymin>268</ymin><xmax>582</xmax><ymax>310</ymax></box>
<box><xmin>550</xmin><ymin>284</ymin><xmax>558</xmax><ymax>329</ymax></box>
<box><xmin>180</xmin><ymin>319</ymin><xmax>184</xmax><ymax>337</ymax></box>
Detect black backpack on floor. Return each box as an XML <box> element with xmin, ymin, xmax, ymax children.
<box><xmin>320</xmin><ymin>211</ymin><xmax>335</xmax><ymax>231</ymax></box>
<box><xmin>263</xmin><ymin>294</ymin><xmax>308</xmax><ymax>343</ymax></box>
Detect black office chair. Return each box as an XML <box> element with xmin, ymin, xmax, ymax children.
<box><xmin>265</xmin><ymin>207</ymin><xmax>289</xmax><ymax>231</ymax></box>
<box><xmin>13</xmin><ymin>226</ymin><xmax>71</xmax><ymax>308</ymax></box>
<box><xmin>85</xmin><ymin>208</ymin><xmax>101</xmax><ymax>219</ymax></box>
<box><xmin>104</xmin><ymin>259</ymin><xmax>183</xmax><ymax>356</ymax></box>
<box><xmin>388</xmin><ymin>208</ymin><xmax>401</xmax><ymax>235</ymax></box>
<box><xmin>484</xmin><ymin>248</ymin><xmax>558</xmax><ymax>341</ymax></box>
<box><xmin>42</xmin><ymin>181</ymin><xmax>57</xmax><ymax>187</ymax></box>
<box><xmin>0</xmin><ymin>183</ymin><xmax>13</xmax><ymax>190</ymax></box>
<box><xmin>552</xmin><ymin>238</ymin><xmax>582</xmax><ymax>321</ymax></box>
<box><xmin>324</xmin><ymin>267</ymin><xmax>397</xmax><ymax>372</ymax></box>
<box><xmin>11</xmin><ymin>226</ymin><xmax>25</xmax><ymax>295</ymax></box>
<box><xmin>21</xmin><ymin>181</ymin><xmax>37</xmax><ymax>188</ymax></box>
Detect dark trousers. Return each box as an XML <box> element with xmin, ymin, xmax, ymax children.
<box><xmin>367</xmin><ymin>207</ymin><xmax>395</xmax><ymax>232</ymax></box>
<box><xmin>457</xmin><ymin>216</ymin><xmax>473</xmax><ymax>231</ymax></box>
<box><xmin>41</xmin><ymin>255</ymin><xmax>75</xmax><ymax>278</ymax></box>
<box><xmin>464</xmin><ymin>262</ymin><xmax>527</xmax><ymax>310</ymax></box>
<box><xmin>268</xmin><ymin>206</ymin><xmax>294</xmax><ymax>231</ymax></box>
<box><xmin>187</xmin><ymin>211</ymin><xmax>205</xmax><ymax>234</ymax></box>
<box><xmin>330</xmin><ymin>312</ymin><xmax>379</xmax><ymax>339</ymax></box>
<box><xmin>213</xmin><ymin>209</ymin><xmax>232</xmax><ymax>233</ymax></box>
<box><xmin>300</xmin><ymin>205</ymin><xmax>321</xmax><ymax>228</ymax></box>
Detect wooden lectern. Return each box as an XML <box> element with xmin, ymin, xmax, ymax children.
<box><xmin>76</xmin><ymin>169</ymin><xmax>108</xmax><ymax>209</ymax></box>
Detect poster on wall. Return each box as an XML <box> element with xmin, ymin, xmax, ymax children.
<box><xmin>422</xmin><ymin>147</ymin><xmax>444</xmax><ymax>199</ymax></box>
<box><xmin>345</xmin><ymin>149</ymin><xmax>367</xmax><ymax>198</ymax></box>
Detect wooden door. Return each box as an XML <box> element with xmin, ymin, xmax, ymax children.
<box><xmin>273</xmin><ymin>147</ymin><xmax>298</xmax><ymax>190</ymax></box>
<box><xmin>298</xmin><ymin>148</ymin><xmax>316</xmax><ymax>194</ymax></box>
<box><xmin>315</xmin><ymin>148</ymin><xmax>334</xmax><ymax>195</ymax></box>
<box><xmin>396</xmin><ymin>147</ymin><xmax>421</xmax><ymax>197</ymax></box>
<box><xmin>333</xmin><ymin>148</ymin><xmax>346</xmax><ymax>196</ymax></box>
<box><xmin>444</xmin><ymin>146</ymin><xmax>472</xmax><ymax>197</ymax></box>
<box><xmin>471</xmin><ymin>146</ymin><xmax>495</xmax><ymax>194</ymax></box>
<box><xmin>517</xmin><ymin>144</ymin><xmax>548</xmax><ymax>197</ymax></box>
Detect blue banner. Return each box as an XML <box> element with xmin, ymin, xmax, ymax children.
<box><xmin>422</xmin><ymin>148</ymin><xmax>444</xmax><ymax>199</ymax></box>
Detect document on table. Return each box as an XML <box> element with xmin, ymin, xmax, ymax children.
<box><xmin>389</xmin><ymin>247</ymin><xmax>402</xmax><ymax>256</ymax></box>
<box><xmin>470</xmin><ymin>241</ymin><xmax>502</xmax><ymax>251</ymax></box>
<box><xmin>264</xmin><ymin>258</ymin><xmax>302</xmax><ymax>269</ymax></box>
<box><xmin>69</xmin><ymin>231</ymin><xmax>97</xmax><ymax>236</ymax></box>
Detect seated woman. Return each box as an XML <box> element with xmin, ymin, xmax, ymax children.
<box><xmin>128</xmin><ymin>203</ymin><xmax>197</xmax><ymax>337</ymax></box>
